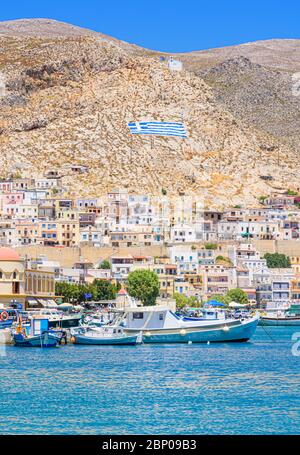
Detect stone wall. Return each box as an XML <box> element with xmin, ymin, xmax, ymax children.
<box><xmin>15</xmin><ymin>245</ymin><xmax>168</xmax><ymax>267</ymax></box>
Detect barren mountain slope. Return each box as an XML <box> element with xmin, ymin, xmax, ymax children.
<box><xmin>0</xmin><ymin>20</ymin><xmax>299</xmax><ymax>208</ymax></box>
<box><xmin>198</xmin><ymin>56</ymin><xmax>300</xmax><ymax>149</ymax></box>
<box><xmin>178</xmin><ymin>39</ymin><xmax>300</xmax><ymax>73</ymax></box>
<box><xmin>177</xmin><ymin>40</ymin><xmax>300</xmax><ymax>150</ymax></box>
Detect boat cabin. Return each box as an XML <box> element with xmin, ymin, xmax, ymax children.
<box><xmin>114</xmin><ymin>307</ymin><xmax>179</xmax><ymax>330</ymax></box>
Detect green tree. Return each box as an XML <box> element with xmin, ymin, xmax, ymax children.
<box><xmin>77</xmin><ymin>283</ymin><xmax>97</xmax><ymax>303</ymax></box>
<box><xmin>187</xmin><ymin>296</ymin><xmax>201</xmax><ymax>308</ymax></box>
<box><xmin>204</xmin><ymin>243</ymin><xmax>218</xmax><ymax>250</ymax></box>
<box><xmin>173</xmin><ymin>293</ymin><xmax>201</xmax><ymax>309</ymax></box>
<box><xmin>55</xmin><ymin>280</ymin><xmax>120</xmax><ymax>303</ymax></box>
<box><xmin>286</xmin><ymin>189</ymin><xmax>298</xmax><ymax>196</ymax></box>
<box><xmin>226</xmin><ymin>288</ymin><xmax>248</xmax><ymax>304</ymax></box>
<box><xmin>93</xmin><ymin>279</ymin><xmax>119</xmax><ymax>300</ymax></box>
<box><xmin>173</xmin><ymin>293</ymin><xmax>189</xmax><ymax>309</ymax></box>
<box><xmin>258</xmin><ymin>195</ymin><xmax>267</xmax><ymax>204</ymax></box>
<box><xmin>99</xmin><ymin>260</ymin><xmax>111</xmax><ymax>269</ymax></box>
<box><xmin>127</xmin><ymin>270</ymin><xmax>160</xmax><ymax>306</ymax></box>
<box><xmin>264</xmin><ymin>253</ymin><xmax>291</xmax><ymax>268</ymax></box>
<box><xmin>216</xmin><ymin>255</ymin><xmax>233</xmax><ymax>265</ymax></box>
<box><xmin>55</xmin><ymin>282</ymin><xmax>79</xmax><ymax>303</ymax></box>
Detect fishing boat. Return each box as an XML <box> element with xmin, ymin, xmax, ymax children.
<box><xmin>260</xmin><ymin>304</ymin><xmax>300</xmax><ymax>326</ymax></box>
<box><xmin>70</xmin><ymin>325</ymin><xmax>142</xmax><ymax>345</ymax></box>
<box><xmin>113</xmin><ymin>306</ymin><xmax>259</xmax><ymax>343</ymax></box>
<box><xmin>24</xmin><ymin>309</ymin><xmax>82</xmax><ymax>328</ymax></box>
<box><xmin>12</xmin><ymin>318</ymin><xmax>61</xmax><ymax>347</ymax></box>
<box><xmin>82</xmin><ymin>313</ymin><xmax>111</xmax><ymax>327</ymax></box>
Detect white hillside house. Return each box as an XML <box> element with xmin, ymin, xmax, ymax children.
<box><xmin>168</xmin><ymin>57</ymin><xmax>183</xmax><ymax>72</ymax></box>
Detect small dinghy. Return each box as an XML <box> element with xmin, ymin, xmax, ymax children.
<box><xmin>70</xmin><ymin>325</ymin><xmax>142</xmax><ymax>346</ymax></box>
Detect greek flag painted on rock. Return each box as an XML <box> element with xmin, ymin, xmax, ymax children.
<box><xmin>128</xmin><ymin>121</ymin><xmax>187</xmax><ymax>138</ymax></box>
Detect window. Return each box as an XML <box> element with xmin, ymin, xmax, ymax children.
<box><xmin>159</xmin><ymin>313</ymin><xmax>164</xmax><ymax>321</ymax></box>
<box><xmin>132</xmin><ymin>312</ymin><xmax>144</xmax><ymax>320</ymax></box>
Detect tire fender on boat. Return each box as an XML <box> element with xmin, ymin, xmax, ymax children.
<box><xmin>0</xmin><ymin>311</ymin><xmax>9</xmax><ymax>321</ymax></box>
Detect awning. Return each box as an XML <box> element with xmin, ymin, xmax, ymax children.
<box><xmin>47</xmin><ymin>299</ymin><xmax>58</xmax><ymax>308</ymax></box>
<box><xmin>205</xmin><ymin>300</ymin><xmax>226</xmax><ymax>307</ymax></box>
<box><xmin>27</xmin><ymin>298</ymin><xmax>39</xmax><ymax>307</ymax></box>
<box><xmin>38</xmin><ymin>299</ymin><xmax>57</xmax><ymax>308</ymax></box>
<box><xmin>58</xmin><ymin>303</ymin><xmax>74</xmax><ymax>309</ymax></box>
<box><xmin>229</xmin><ymin>301</ymin><xmax>245</xmax><ymax>308</ymax></box>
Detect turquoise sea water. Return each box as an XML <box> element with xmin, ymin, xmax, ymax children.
<box><xmin>0</xmin><ymin>326</ymin><xmax>299</xmax><ymax>435</ymax></box>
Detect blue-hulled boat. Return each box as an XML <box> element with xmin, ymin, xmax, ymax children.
<box><xmin>12</xmin><ymin>318</ymin><xmax>61</xmax><ymax>347</ymax></box>
<box><xmin>113</xmin><ymin>306</ymin><xmax>259</xmax><ymax>344</ymax></box>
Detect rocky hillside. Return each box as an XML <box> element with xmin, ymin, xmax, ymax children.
<box><xmin>198</xmin><ymin>56</ymin><xmax>300</xmax><ymax>150</ymax></box>
<box><xmin>178</xmin><ymin>39</ymin><xmax>300</xmax><ymax>73</ymax></box>
<box><xmin>0</xmin><ymin>19</ymin><xmax>299</xmax><ymax>208</ymax></box>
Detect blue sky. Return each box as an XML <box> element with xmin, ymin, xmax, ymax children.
<box><xmin>1</xmin><ymin>0</ymin><xmax>300</xmax><ymax>52</ymax></box>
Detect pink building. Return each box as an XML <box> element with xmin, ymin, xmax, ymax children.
<box><xmin>0</xmin><ymin>181</ymin><xmax>13</xmax><ymax>193</ymax></box>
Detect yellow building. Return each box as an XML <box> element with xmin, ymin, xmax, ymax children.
<box><xmin>152</xmin><ymin>264</ymin><xmax>177</xmax><ymax>298</ymax></box>
<box><xmin>184</xmin><ymin>273</ymin><xmax>204</xmax><ymax>295</ymax></box>
<box><xmin>291</xmin><ymin>277</ymin><xmax>300</xmax><ymax>302</ymax></box>
<box><xmin>290</xmin><ymin>256</ymin><xmax>300</xmax><ymax>275</ymax></box>
<box><xmin>0</xmin><ymin>247</ymin><xmax>56</xmax><ymax>309</ymax></box>
<box><xmin>56</xmin><ymin>220</ymin><xmax>80</xmax><ymax>247</ymax></box>
<box><xmin>15</xmin><ymin>221</ymin><xmax>39</xmax><ymax>245</ymax></box>
<box><xmin>0</xmin><ymin>247</ymin><xmax>25</xmax><ymax>305</ymax></box>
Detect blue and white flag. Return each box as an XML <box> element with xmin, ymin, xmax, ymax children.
<box><xmin>128</xmin><ymin>121</ymin><xmax>187</xmax><ymax>138</ymax></box>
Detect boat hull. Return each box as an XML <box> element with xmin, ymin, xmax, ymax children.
<box><xmin>126</xmin><ymin>317</ymin><xmax>259</xmax><ymax>344</ymax></box>
<box><xmin>0</xmin><ymin>320</ymin><xmax>13</xmax><ymax>329</ymax></box>
<box><xmin>13</xmin><ymin>332</ymin><xmax>59</xmax><ymax>347</ymax></box>
<box><xmin>259</xmin><ymin>317</ymin><xmax>300</xmax><ymax>326</ymax></box>
<box><xmin>72</xmin><ymin>334</ymin><xmax>139</xmax><ymax>345</ymax></box>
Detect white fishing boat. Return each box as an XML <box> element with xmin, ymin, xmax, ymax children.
<box><xmin>22</xmin><ymin>309</ymin><xmax>82</xmax><ymax>328</ymax></box>
<box><xmin>113</xmin><ymin>306</ymin><xmax>259</xmax><ymax>343</ymax></box>
<box><xmin>70</xmin><ymin>325</ymin><xmax>142</xmax><ymax>345</ymax></box>
<box><xmin>260</xmin><ymin>304</ymin><xmax>300</xmax><ymax>326</ymax></box>
<box><xmin>82</xmin><ymin>313</ymin><xmax>111</xmax><ymax>327</ymax></box>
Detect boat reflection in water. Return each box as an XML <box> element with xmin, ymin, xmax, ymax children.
<box><xmin>113</xmin><ymin>306</ymin><xmax>259</xmax><ymax>344</ymax></box>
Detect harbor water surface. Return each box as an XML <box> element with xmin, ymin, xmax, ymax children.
<box><xmin>0</xmin><ymin>326</ymin><xmax>299</xmax><ymax>434</ymax></box>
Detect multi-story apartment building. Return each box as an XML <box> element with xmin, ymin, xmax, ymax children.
<box><xmin>15</xmin><ymin>221</ymin><xmax>39</xmax><ymax>245</ymax></box>
<box><xmin>56</xmin><ymin>219</ymin><xmax>80</xmax><ymax>247</ymax></box>
<box><xmin>0</xmin><ymin>220</ymin><xmax>17</xmax><ymax>246</ymax></box>
<box><xmin>269</xmin><ymin>268</ymin><xmax>294</xmax><ymax>306</ymax></box>
<box><xmin>169</xmin><ymin>245</ymin><xmax>198</xmax><ymax>273</ymax></box>
<box><xmin>38</xmin><ymin>221</ymin><xmax>59</xmax><ymax>246</ymax></box>
<box><xmin>202</xmin><ymin>264</ymin><xmax>236</xmax><ymax>299</ymax></box>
